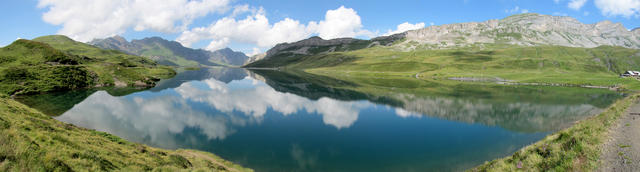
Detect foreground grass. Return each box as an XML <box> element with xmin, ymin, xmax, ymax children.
<box><xmin>472</xmin><ymin>94</ymin><xmax>638</xmax><ymax>171</ymax></box>
<box><xmin>0</xmin><ymin>96</ymin><xmax>251</xmax><ymax>171</ymax></box>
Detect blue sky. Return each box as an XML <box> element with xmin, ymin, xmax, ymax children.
<box><xmin>1</xmin><ymin>0</ymin><xmax>639</xmax><ymax>55</ymax></box>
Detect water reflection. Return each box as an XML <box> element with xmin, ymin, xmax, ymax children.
<box><xmin>22</xmin><ymin>68</ymin><xmax>625</xmax><ymax>171</ymax></box>
<box><xmin>57</xmin><ymin>76</ymin><xmax>374</xmax><ymax>149</ymax></box>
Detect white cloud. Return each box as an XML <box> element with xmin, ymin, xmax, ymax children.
<box><xmin>37</xmin><ymin>0</ymin><xmax>231</xmax><ymax>42</ymax></box>
<box><xmin>568</xmin><ymin>0</ymin><xmax>588</xmax><ymax>10</ymax></box>
<box><xmin>595</xmin><ymin>0</ymin><xmax>640</xmax><ymax>17</ymax></box>
<box><xmin>553</xmin><ymin>12</ymin><xmax>569</xmax><ymax>16</ymax></box>
<box><xmin>177</xmin><ymin>6</ymin><xmax>375</xmax><ymax>51</ymax></box>
<box><xmin>505</xmin><ymin>6</ymin><xmax>529</xmax><ymax>14</ymax></box>
<box><xmin>205</xmin><ymin>37</ymin><xmax>230</xmax><ymax>51</ymax></box>
<box><xmin>383</xmin><ymin>22</ymin><xmax>425</xmax><ymax>36</ymax></box>
<box><xmin>314</xmin><ymin>6</ymin><xmax>374</xmax><ymax>39</ymax></box>
<box><xmin>246</xmin><ymin>47</ymin><xmax>263</xmax><ymax>57</ymax></box>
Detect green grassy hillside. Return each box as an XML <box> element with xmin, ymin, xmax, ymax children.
<box><xmin>0</xmin><ymin>35</ymin><xmax>175</xmax><ymax>95</ymax></box>
<box><xmin>0</xmin><ymin>96</ymin><xmax>250</xmax><ymax>171</ymax></box>
<box><xmin>260</xmin><ymin>44</ymin><xmax>640</xmax><ymax>89</ymax></box>
<box><xmin>0</xmin><ymin>35</ymin><xmax>250</xmax><ymax>171</ymax></box>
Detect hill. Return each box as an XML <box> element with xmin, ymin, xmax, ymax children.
<box><xmin>0</xmin><ymin>96</ymin><xmax>250</xmax><ymax>171</ymax></box>
<box><xmin>0</xmin><ymin>35</ymin><xmax>175</xmax><ymax>96</ymax></box>
<box><xmin>244</xmin><ymin>13</ymin><xmax>640</xmax><ymax>89</ymax></box>
<box><xmin>398</xmin><ymin>13</ymin><xmax>639</xmax><ymax>49</ymax></box>
<box><xmin>244</xmin><ymin>35</ymin><xmax>402</xmax><ymax>68</ymax></box>
<box><xmin>91</xmin><ymin>36</ymin><xmax>248</xmax><ymax>66</ymax></box>
<box><xmin>246</xmin><ymin>13</ymin><xmax>640</xmax><ymax>68</ymax></box>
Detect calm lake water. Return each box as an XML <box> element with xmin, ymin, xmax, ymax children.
<box><xmin>18</xmin><ymin>68</ymin><xmax>625</xmax><ymax>171</ymax></box>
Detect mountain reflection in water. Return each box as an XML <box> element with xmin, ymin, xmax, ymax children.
<box><xmin>18</xmin><ymin>68</ymin><xmax>625</xmax><ymax>172</ymax></box>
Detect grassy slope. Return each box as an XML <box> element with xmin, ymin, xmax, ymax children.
<box><xmin>472</xmin><ymin>94</ymin><xmax>638</xmax><ymax>171</ymax></box>
<box><xmin>0</xmin><ymin>35</ymin><xmax>250</xmax><ymax>171</ymax></box>
<box><xmin>0</xmin><ymin>36</ymin><xmax>175</xmax><ymax>95</ymax></box>
<box><xmin>0</xmin><ymin>96</ymin><xmax>250</xmax><ymax>171</ymax></box>
<box><xmin>267</xmin><ymin>44</ymin><xmax>640</xmax><ymax>89</ymax></box>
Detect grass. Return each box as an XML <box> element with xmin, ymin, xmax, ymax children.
<box><xmin>471</xmin><ymin>94</ymin><xmax>638</xmax><ymax>171</ymax></box>
<box><xmin>0</xmin><ymin>35</ymin><xmax>250</xmax><ymax>171</ymax></box>
<box><xmin>0</xmin><ymin>35</ymin><xmax>175</xmax><ymax>95</ymax></box>
<box><xmin>246</xmin><ymin>42</ymin><xmax>640</xmax><ymax>170</ymax></box>
<box><xmin>0</xmin><ymin>96</ymin><xmax>251</xmax><ymax>171</ymax></box>
<box><xmin>251</xmin><ymin>44</ymin><xmax>640</xmax><ymax>90</ymax></box>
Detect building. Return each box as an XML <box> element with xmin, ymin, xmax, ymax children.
<box><xmin>621</xmin><ymin>71</ymin><xmax>640</xmax><ymax>77</ymax></box>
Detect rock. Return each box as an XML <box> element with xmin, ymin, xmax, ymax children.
<box><xmin>134</xmin><ymin>81</ymin><xmax>148</xmax><ymax>87</ymax></box>
<box><xmin>244</xmin><ymin>53</ymin><xmax>267</xmax><ymax>65</ymax></box>
<box><xmin>114</xmin><ymin>80</ymin><xmax>127</xmax><ymax>87</ymax></box>
<box><xmin>401</xmin><ymin>13</ymin><xmax>640</xmax><ymax>49</ymax></box>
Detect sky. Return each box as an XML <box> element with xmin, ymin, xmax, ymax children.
<box><xmin>1</xmin><ymin>0</ymin><xmax>639</xmax><ymax>56</ymax></box>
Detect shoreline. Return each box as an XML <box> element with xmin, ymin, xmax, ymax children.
<box><xmin>472</xmin><ymin>93</ymin><xmax>639</xmax><ymax>171</ymax></box>
<box><xmin>0</xmin><ymin>96</ymin><xmax>251</xmax><ymax>171</ymax></box>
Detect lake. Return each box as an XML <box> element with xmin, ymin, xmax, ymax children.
<box><xmin>17</xmin><ymin>68</ymin><xmax>625</xmax><ymax>171</ymax></box>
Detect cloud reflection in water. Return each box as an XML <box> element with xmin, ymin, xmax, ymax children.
<box><xmin>57</xmin><ymin>77</ymin><xmax>372</xmax><ymax>148</ymax></box>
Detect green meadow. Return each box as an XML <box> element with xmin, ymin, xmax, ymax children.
<box><xmin>0</xmin><ymin>35</ymin><xmax>175</xmax><ymax>95</ymax></box>
<box><xmin>262</xmin><ymin>44</ymin><xmax>640</xmax><ymax>90</ymax></box>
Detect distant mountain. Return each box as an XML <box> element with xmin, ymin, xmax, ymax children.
<box><xmin>633</xmin><ymin>27</ymin><xmax>640</xmax><ymax>35</ymax></box>
<box><xmin>246</xmin><ymin>13</ymin><xmax>640</xmax><ymax>67</ymax></box>
<box><xmin>244</xmin><ymin>35</ymin><xmax>402</xmax><ymax>67</ymax></box>
<box><xmin>398</xmin><ymin>13</ymin><xmax>640</xmax><ymax>49</ymax></box>
<box><xmin>90</xmin><ymin>36</ymin><xmax>248</xmax><ymax>66</ymax></box>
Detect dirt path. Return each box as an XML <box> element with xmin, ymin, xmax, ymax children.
<box><xmin>598</xmin><ymin>98</ymin><xmax>640</xmax><ymax>171</ymax></box>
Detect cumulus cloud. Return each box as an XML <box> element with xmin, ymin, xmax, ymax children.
<box><xmin>37</xmin><ymin>0</ymin><xmax>230</xmax><ymax>42</ymax></box>
<box><xmin>314</xmin><ymin>6</ymin><xmax>374</xmax><ymax>39</ymax></box>
<box><xmin>383</xmin><ymin>22</ymin><xmax>426</xmax><ymax>36</ymax></box>
<box><xmin>568</xmin><ymin>0</ymin><xmax>588</xmax><ymax>10</ymax></box>
<box><xmin>595</xmin><ymin>0</ymin><xmax>640</xmax><ymax>17</ymax></box>
<box><xmin>505</xmin><ymin>6</ymin><xmax>530</xmax><ymax>14</ymax></box>
<box><xmin>246</xmin><ymin>47</ymin><xmax>263</xmax><ymax>57</ymax></box>
<box><xmin>177</xmin><ymin>6</ymin><xmax>374</xmax><ymax>51</ymax></box>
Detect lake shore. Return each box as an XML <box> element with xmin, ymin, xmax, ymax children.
<box><xmin>0</xmin><ymin>96</ymin><xmax>251</xmax><ymax>171</ymax></box>
<box><xmin>472</xmin><ymin>93</ymin><xmax>639</xmax><ymax>171</ymax></box>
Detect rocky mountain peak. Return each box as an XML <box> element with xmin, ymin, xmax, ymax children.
<box><xmin>632</xmin><ymin>27</ymin><xmax>640</xmax><ymax>34</ymax></box>
<box><xmin>400</xmin><ymin>13</ymin><xmax>640</xmax><ymax>49</ymax></box>
<box><xmin>91</xmin><ymin>36</ymin><xmax>248</xmax><ymax>66</ymax></box>
<box><xmin>111</xmin><ymin>35</ymin><xmax>127</xmax><ymax>43</ymax></box>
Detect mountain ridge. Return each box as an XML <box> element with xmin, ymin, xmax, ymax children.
<box><xmin>91</xmin><ymin>36</ymin><xmax>249</xmax><ymax>67</ymax></box>
<box><xmin>399</xmin><ymin>13</ymin><xmax>639</xmax><ymax>49</ymax></box>
<box><xmin>246</xmin><ymin>13</ymin><xmax>639</xmax><ymax>67</ymax></box>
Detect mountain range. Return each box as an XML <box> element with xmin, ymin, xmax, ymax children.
<box><xmin>246</xmin><ymin>13</ymin><xmax>640</xmax><ymax>67</ymax></box>
<box><xmin>90</xmin><ymin>36</ymin><xmax>248</xmax><ymax>67</ymax></box>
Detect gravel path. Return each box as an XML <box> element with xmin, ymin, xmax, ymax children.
<box><xmin>598</xmin><ymin>98</ymin><xmax>640</xmax><ymax>171</ymax></box>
